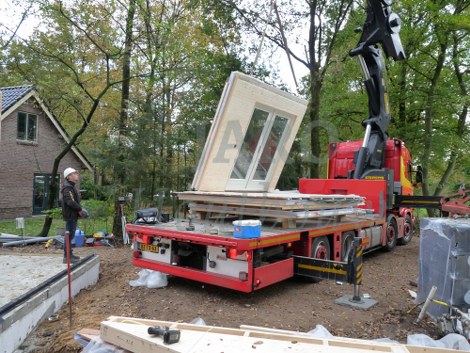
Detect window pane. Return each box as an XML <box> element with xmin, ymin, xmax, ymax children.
<box><xmin>27</xmin><ymin>114</ymin><xmax>37</xmax><ymax>141</ymax></box>
<box><xmin>33</xmin><ymin>175</ymin><xmax>46</xmax><ymax>208</ymax></box>
<box><xmin>230</xmin><ymin>108</ymin><xmax>269</xmax><ymax>179</ymax></box>
<box><xmin>253</xmin><ymin>115</ymin><xmax>289</xmax><ymax>180</ymax></box>
<box><xmin>17</xmin><ymin>112</ymin><xmax>27</xmax><ymax>140</ymax></box>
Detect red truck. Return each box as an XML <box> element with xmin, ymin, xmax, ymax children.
<box><xmin>127</xmin><ymin>0</ymin><xmax>419</xmax><ymax>293</ymax></box>
<box><xmin>128</xmin><ymin>139</ymin><xmax>417</xmax><ymax>293</ymax></box>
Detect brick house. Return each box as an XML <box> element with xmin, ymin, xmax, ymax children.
<box><xmin>0</xmin><ymin>85</ymin><xmax>93</xmax><ymax>220</ymax></box>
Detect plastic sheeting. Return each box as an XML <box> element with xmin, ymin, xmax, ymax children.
<box><xmin>408</xmin><ymin>333</ymin><xmax>470</xmax><ymax>351</ymax></box>
<box><xmin>129</xmin><ymin>269</ymin><xmax>168</xmax><ymax>289</ymax></box>
<box><xmin>418</xmin><ymin>218</ymin><xmax>470</xmax><ymax>319</ymax></box>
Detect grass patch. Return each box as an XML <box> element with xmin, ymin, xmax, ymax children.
<box><xmin>0</xmin><ymin>215</ymin><xmax>113</xmax><ymax>237</ymax></box>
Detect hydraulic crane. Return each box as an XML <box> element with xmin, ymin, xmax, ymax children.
<box><xmin>349</xmin><ymin>0</ymin><xmax>405</xmax><ymax>180</ymax></box>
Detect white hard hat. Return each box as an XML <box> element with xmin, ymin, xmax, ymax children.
<box><xmin>64</xmin><ymin>167</ymin><xmax>78</xmax><ymax>179</ymax></box>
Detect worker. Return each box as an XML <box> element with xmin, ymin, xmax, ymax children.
<box><xmin>61</xmin><ymin>167</ymin><xmax>84</xmax><ymax>264</ymax></box>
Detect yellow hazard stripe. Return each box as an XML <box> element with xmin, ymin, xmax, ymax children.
<box><xmin>249</xmin><ymin>234</ymin><xmax>300</xmax><ymax>247</ymax></box>
<box><xmin>297</xmin><ymin>263</ymin><xmax>347</xmax><ymax>276</ymax></box>
<box><xmin>307</xmin><ymin>221</ymin><xmax>375</xmax><ymax>237</ymax></box>
<box><xmin>356</xmin><ymin>266</ymin><xmax>363</xmax><ymax>284</ymax></box>
<box><xmin>400</xmin><ymin>200</ymin><xmax>440</xmax><ymax>205</ymax></box>
<box><xmin>356</xmin><ymin>248</ymin><xmax>363</xmax><ymax>258</ymax></box>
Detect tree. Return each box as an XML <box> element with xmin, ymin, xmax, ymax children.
<box><xmin>394</xmin><ymin>0</ymin><xmax>469</xmax><ymax>209</ymax></box>
<box><xmin>1</xmin><ymin>0</ymin><xmax>126</xmax><ymax>235</ymax></box>
<box><xmin>112</xmin><ymin>0</ymin><xmax>244</xmax><ymax>198</ymax></box>
<box><xmin>112</xmin><ymin>0</ymin><xmax>137</xmax><ymax>239</ymax></box>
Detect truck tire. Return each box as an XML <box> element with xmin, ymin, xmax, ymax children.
<box><xmin>341</xmin><ymin>231</ymin><xmax>355</xmax><ymax>261</ymax></box>
<box><xmin>302</xmin><ymin>236</ymin><xmax>331</xmax><ymax>283</ymax></box>
<box><xmin>385</xmin><ymin>217</ymin><xmax>398</xmax><ymax>251</ymax></box>
<box><xmin>397</xmin><ymin>214</ymin><xmax>413</xmax><ymax>245</ymax></box>
<box><xmin>311</xmin><ymin>236</ymin><xmax>331</xmax><ymax>260</ymax></box>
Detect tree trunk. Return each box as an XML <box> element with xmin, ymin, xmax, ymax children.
<box><xmin>422</xmin><ymin>38</ymin><xmax>448</xmax><ymax>216</ymax></box>
<box><xmin>309</xmin><ymin>72</ymin><xmax>322</xmax><ymax>178</ymax></box>
<box><xmin>435</xmin><ymin>33</ymin><xmax>469</xmax><ymax>197</ymax></box>
<box><xmin>113</xmin><ymin>0</ymin><xmax>136</xmax><ymax>239</ymax></box>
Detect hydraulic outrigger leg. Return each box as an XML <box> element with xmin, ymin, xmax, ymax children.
<box><xmin>293</xmin><ymin>238</ymin><xmax>377</xmax><ymax>310</ymax></box>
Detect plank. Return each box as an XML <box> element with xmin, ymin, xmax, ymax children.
<box><xmin>179</xmin><ymin>190</ymin><xmax>363</xmax><ymax>200</ymax></box>
<box><xmin>178</xmin><ymin>191</ymin><xmax>364</xmax><ymax>212</ymax></box>
<box><xmin>100</xmin><ymin>316</ymin><xmax>459</xmax><ymax>353</ymax></box>
<box><xmin>75</xmin><ymin>328</ymin><xmax>100</xmax><ymax>342</ymax></box>
<box><xmin>188</xmin><ymin>203</ymin><xmax>366</xmax><ymax>219</ymax></box>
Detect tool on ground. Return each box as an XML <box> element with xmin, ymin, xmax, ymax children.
<box><xmin>44</xmin><ymin>238</ymin><xmax>54</xmax><ymax>248</ymax></box>
<box><xmin>147</xmin><ymin>326</ymin><xmax>181</xmax><ymax>344</ymax></box>
<box><xmin>119</xmin><ymin>196</ymin><xmax>130</xmax><ymax>244</ymax></box>
<box><xmin>85</xmin><ymin>232</ymin><xmax>116</xmax><ymax>247</ymax></box>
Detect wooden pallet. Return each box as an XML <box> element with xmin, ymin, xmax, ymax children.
<box><xmin>179</xmin><ymin>191</ymin><xmax>365</xmax><ymax>228</ymax></box>
<box><xmin>100</xmin><ymin>316</ymin><xmax>458</xmax><ymax>353</ymax></box>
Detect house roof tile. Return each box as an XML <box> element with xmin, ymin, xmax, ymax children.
<box><xmin>0</xmin><ymin>85</ymin><xmax>34</xmax><ymax>113</ymax></box>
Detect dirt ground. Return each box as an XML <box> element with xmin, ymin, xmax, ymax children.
<box><xmin>2</xmin><ymin>231</ymin><xmax>440</xmax><ymax>353</ymax></box>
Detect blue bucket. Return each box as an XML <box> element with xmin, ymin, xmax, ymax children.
<box><xmin>73</xmin><ymin>229</ymin><xmax>85</xmax><ymax>247</ymax></box>
<box><xmin>233</xmin><ymin>220</ymin><xmax>261</xmax><ymax>239</ymax></box>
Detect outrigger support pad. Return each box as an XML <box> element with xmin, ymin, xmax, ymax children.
<box><xmin>336</xmin><ymin>238</ymin><xmax>378</xmax><ymax>310</ymax></box>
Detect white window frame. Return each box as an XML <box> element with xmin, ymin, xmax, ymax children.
<box><xmin>17</xmin><ymin>111</ymin><xmax>38</xmax><ymax>142</ymax></box>
<box><xmin>226</xmin><ymin>106</ymin><xmax>293</xmax><ymax>191</ymax></box>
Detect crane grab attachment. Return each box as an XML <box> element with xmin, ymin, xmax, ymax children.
<box><xmin>350</xmin><ymin>0</ymin><xmax>405</xmax><ymax>60</ymax></box>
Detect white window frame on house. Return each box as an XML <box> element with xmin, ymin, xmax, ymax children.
<box><xmin>17</xmin><ymin>111</ymin><xmax>38</xmax><ymax>142</ymax></box>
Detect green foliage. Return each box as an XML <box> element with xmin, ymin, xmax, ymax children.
<box><xmin>41</xmin><ymin>207</ymin><xmax>63</xmax><ymax>220</ymax></box>
<box><xmin>31</xmin><ymin>200</ymin><xmax>115</xmax><ymax>237</ymax></box>
<box><xmin>79</xmin><ymin>199</ymin><xmax>115</xmax><ymax>235</ymax></box>
<box><xmin>79</xmin><ymin>174</ymin><xmax>108</xmax><ymax>201</ymax></box>
<box><xmin>0</xmin><ymin>0</ymin><xmax>468</xmax><ymax>204</ymax></box>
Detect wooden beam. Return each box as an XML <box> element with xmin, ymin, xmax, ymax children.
<box><xmin>100</xmin><ymin>316</ymin><xmax>459</xmax><ymax>353</ymax></box>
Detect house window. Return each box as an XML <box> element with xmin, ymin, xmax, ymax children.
<box><xmin>17</xmin><ymin>112</ymin><xmax>38</xmax><ymax>142</ymax></box>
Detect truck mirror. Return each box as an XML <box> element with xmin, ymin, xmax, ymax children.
<box><xmin>413</xmin><ymin>165</ymin><xmax>423</xmax><ymax>186</ymax></box>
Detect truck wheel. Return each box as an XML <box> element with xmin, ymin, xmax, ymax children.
<box><xmin>385</xmin><ymin>217</ymin><xmax>398</xmax><ymax>251</ymax></box>
<box><xmin>397</xmin><ymin>214</ymin><xmax>413</xmax><ymax>245</ymax></box>
<box><xmin>311</xmin><ymin>236</ymin><xmax>331</xmax><ymax>260</ymax></box>
<box><xmin>341</xmin><ymin>231</ymin><xmax>355</xmax><ymax>261</ymax></box>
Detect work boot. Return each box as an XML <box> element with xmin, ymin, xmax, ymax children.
<box><xmin>71</xmin><ymin>253</ymin><xmax>81</xmax><ymax>261</ymax></box>
<box><xmin>63</xmin><ymin>254</ymin><xmax>80</xmax><ymax>264</ymax></box>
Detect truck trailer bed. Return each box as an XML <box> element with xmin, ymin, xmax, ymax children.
<box><xmin>127</xmin><ymin>213</ymin><xmax>385</xmax><ymax>292</ymax></box>
<box><xmin>127</xmin><ymin>214</ymin><xmax>381</xmax><ymax>250</ymax></box>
